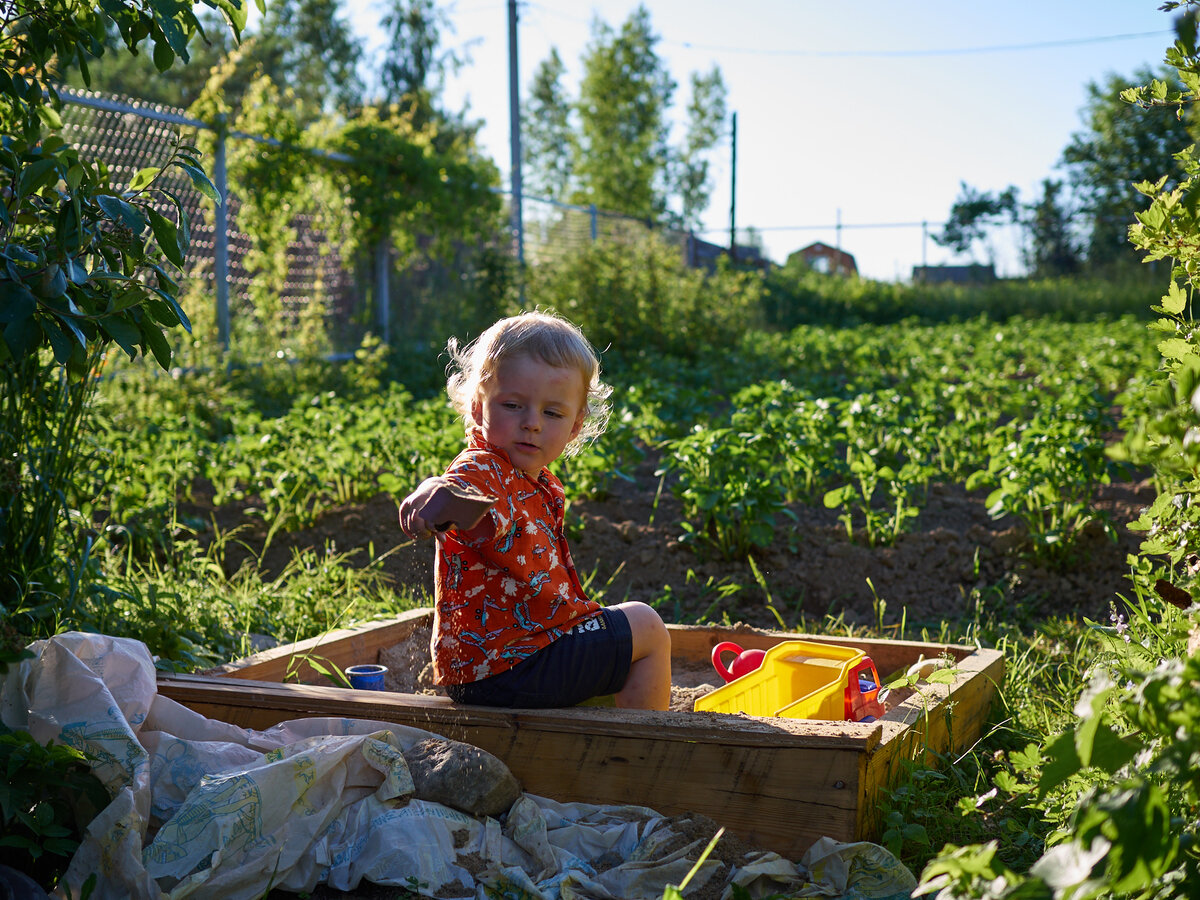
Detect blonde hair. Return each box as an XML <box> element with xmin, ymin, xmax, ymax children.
<box><xmin>446</xmin><ymin>311</ymin><xmax>612</xmax><ymax>455</ymax></box>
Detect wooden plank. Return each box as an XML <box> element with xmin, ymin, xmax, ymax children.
<box><xmin>855</xmin><ymin>646</ymin><xmax>1006</xmax><ymax>840</ymax></box>
<box><xmin>208</xmin><ymin>608</ymin><xmax>432</xmax><ymax>683</ymax></box>
<box><xmin>512</xmin><ymin>731</ymin><xmax>865</xmax><ymax>856</ymax></box>
<box><xmin>158</xmin><ymin>674</ymin><xmax>881</xmax><ymax>858</ymax></box>
<box><xmin>874</xmin><ymin>647</ymin><xmax>1006</xmax><ymax>759</ymax></box>
<box><xmin>159</xmin><ymin>675</ymin><xmax>882</xmax><ymax>748</ymax></box>
<box><xmin>218</xmin><ymin>610</ymin><xmax>980</xmax><ymax>686</ymax></box>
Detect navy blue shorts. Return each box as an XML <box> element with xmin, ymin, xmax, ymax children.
<box><xmin>445</xmin><ymin>608</ymin><xmax>633</xmax><ymax>708</ymax></box>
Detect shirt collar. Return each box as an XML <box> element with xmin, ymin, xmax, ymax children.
<box><xmin>467</xmin><ymin>426</ymin><xmax>546</xmax><ymax>482</ymax></box>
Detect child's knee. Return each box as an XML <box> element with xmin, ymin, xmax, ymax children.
<box><xmin>617</xmin><ymin>601</ymin><xmax>669</xmax><ymax>655</ymax></box>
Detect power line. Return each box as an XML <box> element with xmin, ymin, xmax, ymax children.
<box><xmin>523</xmin><ymin>5</ymin><xmax>1169</xmax><ymax>60</ymax></box>
<box><xmin>670</xmin><ymin>30</ymin><xmax>1172</xmax><ymax>59</ymax></box>
<box><xmin>696</xmin><ymin>213</ymin><xmax>1134</xmax><ymax>236</ymax></box>
<box><xmin>695</xmin><ymin>221</ymin><xmax>955</xmax><ymax>234</ymax></box>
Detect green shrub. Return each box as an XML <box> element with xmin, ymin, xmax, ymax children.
<box><xmin>524</xmin><ymin>231</ymin><xmax>763</xmax><ymax>362</ymax></box>
<box><xmin>763</xmin><ymin>258</ymin><xmax>1158</xmax><ymax>328</ymax></box>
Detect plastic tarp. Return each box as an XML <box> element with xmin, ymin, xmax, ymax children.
<box><xmin>1</xmin><ymin>633</ymin><xmax>918</xmax><ymax>900</ymax></box>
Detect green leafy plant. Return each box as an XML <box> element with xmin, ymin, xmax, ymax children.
<box><xmin>0</xmin><ymin>725</ymin><xmax>109</xmax><ymax>888</ymax></box>
<box><xmin>881</xmin><ymin>807</ymin><xmax>932</xmax><ymax>859</ymax></box>
<box><xmin>823</xmin><ymin>448</ymin><xmax>922</xmax><ymax>547</ymax></box>
<box><xmin>916</xmin><ymin>622</ymin><xmax>1196</xmax><ymax>900</ymax></box>
<box><xmin>728</xmin><ymin>379</ymin><xmax>842</xmax><ymax>502</ymax></box>
<box><xmin>914</xmin><ymin>7</ymin><xmax>1200</xmax><ymax>896</ymax></box>
<box><xmin>555</xmin><ymin>412</ymin><xmax>642</xmax><ymax>501</ymax></box>
<box><xmin>661</xmin><ymin>426</ymin><xmax>795</xmax><ymax>559</ymax></box>
<box><xmin>652</xmin><ymin>569</ymin><xmax>744</xmax><ymax>625</ymax></box>
<box><xmin>966</xmin><ymin>404</ymin><xmax>1117</xmax><ymax>566</ymax></box>
<box><xmin>283</xmin><ymin>651</ymin><xmax>351</xmax><ymax>688</ymax></box>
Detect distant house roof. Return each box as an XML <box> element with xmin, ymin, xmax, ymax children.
<box><xmin>684</xmin><ymin>234</ymin><xmax>769</xmax><ymax>271</ymax></box>
<box><xmin>789</xmin><ymin>242</ymin><xmax>858</xmax><ymax>277</ymax></box>
<box><xmin>911</xmin><ymin>263</ymin><xmax>996</xmax><ymax>284</ymax></box>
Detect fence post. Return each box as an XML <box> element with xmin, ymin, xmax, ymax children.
<box><xmin>213</xmin><ymin>119</ymin><xmax>231</xmax><ymax>353</ymax></box>
<box><xmin>375</xmin><ymin>237</ymin><xmax>390</xmax><ymax>342</ymax></box>
<box><xmin>589</xmin><ymin>204</ymin><xmax>597</xmax><ymax>242</ymax></box>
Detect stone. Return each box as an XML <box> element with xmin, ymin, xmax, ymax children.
<box><xmin>401</xmin><ymin>737</ymin><xmax>522</xmax><ymax>818</ymax></box>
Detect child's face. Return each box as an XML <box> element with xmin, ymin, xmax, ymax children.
<box><xmin>471</xmin><ymin>354</ymin><xmax>586</xmax><ymax>478</ymax></box>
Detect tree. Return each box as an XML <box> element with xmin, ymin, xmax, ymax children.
<box><xmin>936</xmin><ymin>180</ymin><xmax>1085</xmax><ymax>278</ymax></box>
<box><xmin>574</xmin><ymin>5</ymin><xmax>676</xmax><ymax>221</ymax></box>
<box><xmin>58</xmin><ymin>0</ymin><xmax>364</xmax><ymax>122</ymax></box>
<box><xmin>59</xmin><ymin>10</ymin><xmax>237</xmax><ymax>109</ymax></box>
<box><xmin>372</xmin><ymin>0</ymin><xmax>485</xmax><ymax>165</ymax></box>
<box><xmin>1</xmin><ymin>0</ymin><xmax>237</xmax><ymax>623</ymax></box>
<box><xmin>1023</xmin><ymin>178</ymin><xmax>1081</xmax><ymax>278</ymax></box>
<box><xmin>1061</xmin><ymin>66</ymin><xmax>1195</xmax><ymax>270</ymax></box>
<box><xmin>240</xmin><ymin>0</ymin><xmax>363</xmax><ymax>120</ymax></box>
<box><xmin>521</xmin><ymin>48</ymin><xmax>573</xmax><ymax>202</ymax></box>
<box><xmin>378</xmin><ymin>0</ymin><xmax>460</xmax><ymax>110</ymax></box>
<box><xmin>934</xmin><ymin>181</ymin><xmax>1019</xmax><ymax>263</ymax></box>
<box><xmin>676</xmin><ymin>66</ymin><xmax>728</xmax><ymax>229</ymax></box>
<box><xmin>523</xmin><ymin>4</ymin><xmax>728</xmax><ymax>228</ymax></box>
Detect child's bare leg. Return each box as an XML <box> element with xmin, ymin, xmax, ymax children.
<box><xmin>611</xmin><ymin>601</ymin><xmax>671</xmax><ymax>710</ymax></box>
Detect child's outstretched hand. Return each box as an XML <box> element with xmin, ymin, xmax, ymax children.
<box><xmin>398</xmin><ymin>478</ymin><xmax>497</xmax><ymax>539</ymax></box>
<box><xmin>397</xmin><ymin>477</ymin><xmax>447</xmax><ymax>539</ymax></box>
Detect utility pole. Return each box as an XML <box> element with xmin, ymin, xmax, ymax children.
<box><xmin>728</xmin><ymin>110</ymin><xmax>737</xmax><ymax>263</ymax></box>
<box><xmin>508</xmin><ymin>0</ymin><xmax>524</xmax><ymax>268</ymax></box>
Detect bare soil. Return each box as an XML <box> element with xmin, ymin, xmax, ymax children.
<box><xmin>198</xmin><ymin>447</ymin><xmax>1152</xmax><ymax>638</ymax></box>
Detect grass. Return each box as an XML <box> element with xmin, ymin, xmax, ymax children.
<box><xmin>873</xmin><ymin>611</ymin><xmax>1097</xmax><ymax>874</ymax></box>
<box><xmin>77</xmin><ymin>521</ymin><xmax>430</xmax><ymax>670</ymax></box>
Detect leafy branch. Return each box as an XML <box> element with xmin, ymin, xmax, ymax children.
<box><xmin>0</xmin><ymin>0</ymin><xmax>240</xmax><ymax>615</ymax></box>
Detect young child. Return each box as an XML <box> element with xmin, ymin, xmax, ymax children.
<box><xmin>397</xmin><ymin>311</ymin><xmax>672</xmax><ymax>710</ymax></box>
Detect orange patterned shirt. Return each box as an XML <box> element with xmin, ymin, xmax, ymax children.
<box><xmin>431</xmin><ymin>429</ymin><xmax>601</xmax><ymax>685</ymax></box>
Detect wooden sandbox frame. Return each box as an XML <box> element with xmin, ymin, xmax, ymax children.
<box><xmin>157</xmin><ymin>608</ymin><xmax>1005</xmax><ymax>860</ymax></box>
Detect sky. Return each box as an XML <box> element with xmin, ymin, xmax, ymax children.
<box><xmin>331</xmin><ymin>1</ymin><xmax>1176</xmax><ymax>281</ymax></box>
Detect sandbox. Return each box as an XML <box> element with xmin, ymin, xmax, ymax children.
<box><xmin>157</xmin><ymin>607</ymin><xmax>1004</xmax><ymax>859</ymax></box>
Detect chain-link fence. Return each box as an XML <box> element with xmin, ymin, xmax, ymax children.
<box><xmin>61</xmin><ymin>90</ymin><xmax>366</xmax><ymax>358</ymax></box>
<box><xmin>59</xmin><ymin>88</ymin><xmax>728</xmax><ymax>361</ymax></box>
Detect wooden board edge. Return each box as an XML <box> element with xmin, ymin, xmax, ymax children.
<box><xmin>158</xmin><ymin>673</ymin><xmax>883</xmax><ymax>750</ymax></box>
<box><xmin>207</xmin><ymin>607</ymin><xmax>434</xmax><ymax>682</ymax></box>
<box><xmin>221</xmin><ymin>610</ymin><xmax>986</xmax><ymax>686</ymax></box>
<box><xmin>854</xmin><ymin>646</ymin><xmax>1006</xmax><ymax>841</ymax></box>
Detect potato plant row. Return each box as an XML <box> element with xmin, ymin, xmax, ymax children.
<box><xmin>90</xmin><ymin>316</ymin><xmax>1158</xmax><ymax>567</ymax></box>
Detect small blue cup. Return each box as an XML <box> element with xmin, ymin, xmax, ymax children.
<box><xmin>346</xmin><ymin>663</ymin><xmax>388</xmax><ymax>691</ymax></box>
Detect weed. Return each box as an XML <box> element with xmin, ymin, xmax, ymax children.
<box><xmin>652</xmin><ymin>569</ymin><xmax>743</xmax><ymax>624</ymax></box>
